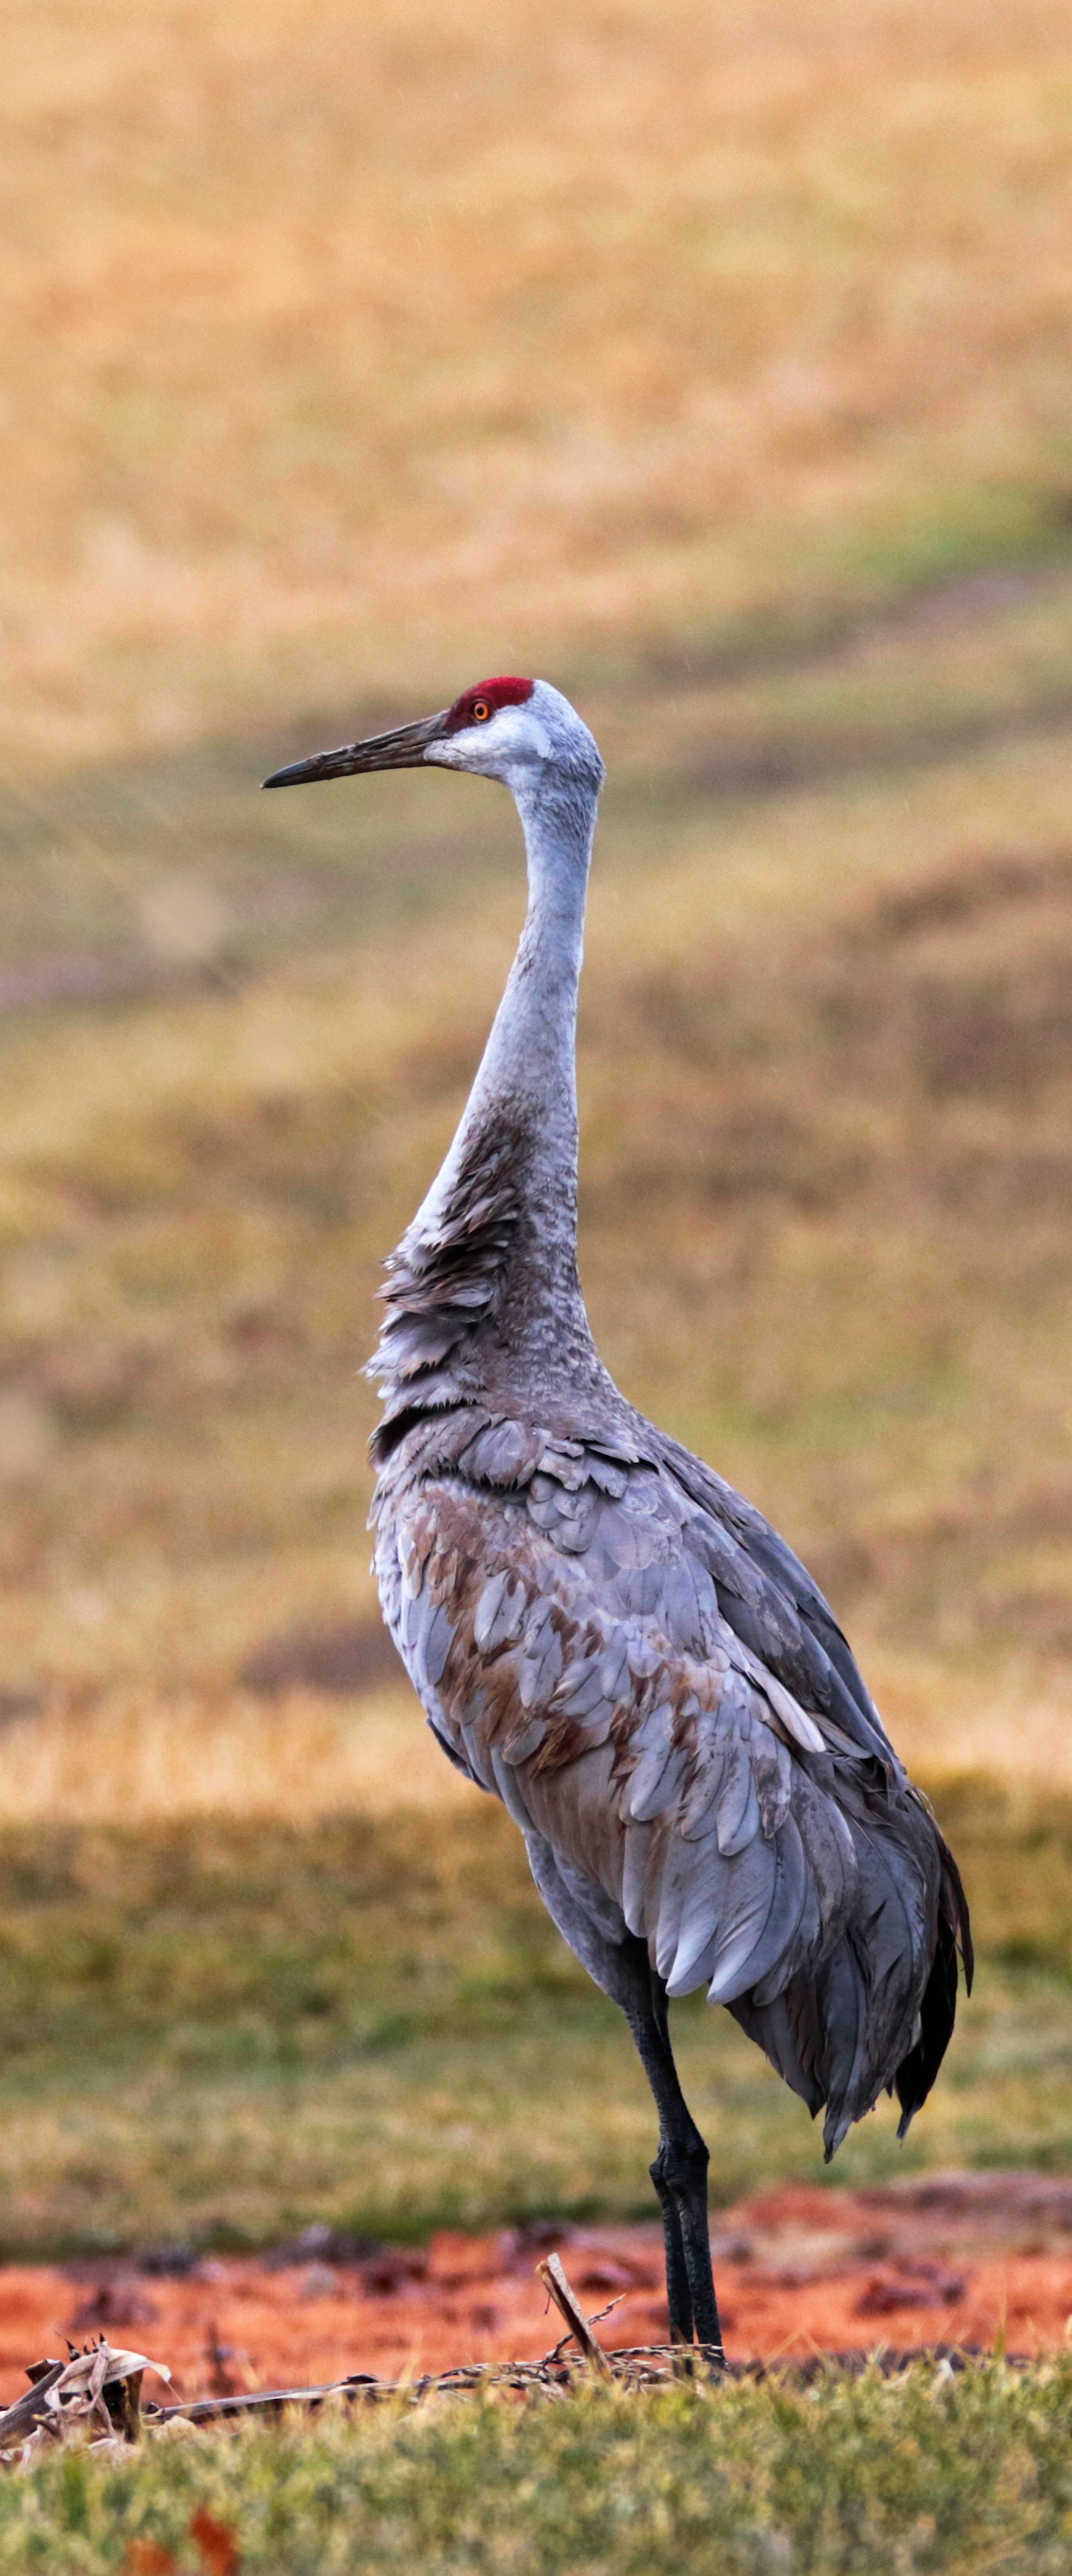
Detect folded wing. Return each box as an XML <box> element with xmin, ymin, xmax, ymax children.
<box><xmin>374</xmin><ymin>1407</ymin><xmax>971</xmax><ymax>2155</ymax></box>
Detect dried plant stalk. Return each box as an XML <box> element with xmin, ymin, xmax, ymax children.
<box><xmin>536</xmin><ymin>2254</ymin><xmax>614</xmax><ymax>2378</ymax></box>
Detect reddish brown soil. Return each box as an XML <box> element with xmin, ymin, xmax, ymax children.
<box><xmin>5</xmin><ymin>2171</ymin><xmax>1072</xmax><ymax>2407</ymax></box>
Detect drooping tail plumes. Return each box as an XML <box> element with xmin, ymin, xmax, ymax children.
<box><xmin>731</xmin><ymin>1788</ymin><xmax>972</xmax><ymax>2157</ymax></box>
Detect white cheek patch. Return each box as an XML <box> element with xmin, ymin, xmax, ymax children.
<box><xmin>491</xmin><ymin>706</ymin><xmax>552</xmax><ymax>760</ymax></box>
<box><xmin>429</xmin><ymin>707</ymin><xmax>551</xmax><ymax>770</ymax></box>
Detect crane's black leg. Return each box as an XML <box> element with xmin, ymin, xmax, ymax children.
<box><xmin>626</xmin><ymin>1976</ymin><xmax>724</xmax><ymax>2366</ymax></box>
<box><xmin>516</xmin><ymin>1834</ymin><xmax>723</xmax><ymax>2364</ymax></box>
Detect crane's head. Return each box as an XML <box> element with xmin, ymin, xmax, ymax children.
<box><xmin>263</xmin><ymin>677</ymin><xmax>603</xmax><ymax>800</ymax></box>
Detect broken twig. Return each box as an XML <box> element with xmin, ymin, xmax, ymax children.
<box><xmin>537</xmin><ymin>2254</ymin><xmax>614</xmax><ymax>2377</ymax></box>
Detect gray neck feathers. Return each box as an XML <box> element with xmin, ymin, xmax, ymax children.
<box><xmin>371</xmin><ymin>771</ymin><xmax>606</xmax><ymax>1431</ymax></box>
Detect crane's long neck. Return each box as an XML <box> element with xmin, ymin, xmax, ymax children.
<box><xmin>371</xmin><ymin>771</ymin><xmax>607</xmax><ymax>1428</ymax></box>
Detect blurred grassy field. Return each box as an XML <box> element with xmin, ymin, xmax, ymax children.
<box><xmin>4</xmin><ymin>0</ymin><xmax>1072</xmax><ymax>772</ymax></box>
<box><xmin>0</xmin><ymin>1780</ymin><xmax>1068</xmax><ymax>2256</ymax></box>
<box><xmin>2</xmin><ymin>0</ymin><xmax>1072</xmax><ymax>2252</ymax></box>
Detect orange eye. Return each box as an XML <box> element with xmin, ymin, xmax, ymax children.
<box><xmin>472</xmin><ymin>698</ymin><xmax>491</xmax><ymax>722</ymax></box>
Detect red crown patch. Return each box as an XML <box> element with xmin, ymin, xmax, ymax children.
<box><xmin>444</xmin><ymin>677</ymin><xmax>534</xmax><ymax>732</ymax></box>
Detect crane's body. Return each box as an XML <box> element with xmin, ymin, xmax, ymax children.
<box><xmin>265</xmin><ymin>677</ymin><xmax>972</xmax><ymax>2361</ymax></box>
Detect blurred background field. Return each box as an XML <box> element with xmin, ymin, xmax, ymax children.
<box><xmin>0</xmin><ymin>0</ymin><xmax>1071</xmax><ymax>2251</ymax></box>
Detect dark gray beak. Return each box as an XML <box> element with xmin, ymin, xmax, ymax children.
<box><xmin>263</xmin><ymin>709</ymin><xmax>448</xmax><ymax>789</ymax></box>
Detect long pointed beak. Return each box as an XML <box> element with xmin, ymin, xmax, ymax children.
<box><xmin>262</xmin><ymin>709</ymin><xmax>448</xmax><ymax>789</ymax></box>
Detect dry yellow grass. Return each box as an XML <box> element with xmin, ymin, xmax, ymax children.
<box><xmin>4</xmin><ymin>0</ymin><xmax>1072</xmax><ymax>769</ymax></box>
<box><xmin>0</xmin><ymin>1653</ymin><xmax>1069</xmax><ymax>1827</ymax></box>
<box><xmin>0</xmin><ymin>1686</ymin><xmax>475</xmax><ymax>1825</ymax></box>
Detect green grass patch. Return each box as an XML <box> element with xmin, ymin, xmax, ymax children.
<box><xmin>0</xmin><ymin>1782</ymin><xmax>1066</xmax><ymax>2256</ymax></box>
<box><xmin>7</xmin><ymin>2364</ymin><xmax>1072</xmax><ymax>2574</ymax></box>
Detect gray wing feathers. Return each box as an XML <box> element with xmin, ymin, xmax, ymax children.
<box><xmin>473</xmin><ymin>1570</ymin><xmax>527</xmax><ymax>1653</ymax></box>
<box><xmin>713</xmin><ymin>1746</ymin><xmax>761</xmax><ymax>1856</ymax></box>
<box><xmin>622</xmin><ymin>1715</ymin><xmax>681</xmax><ymax>1823</ymax></box>
<box><xmin>399</xmin><ymin>1585</ymin><xmax>454</xmax><ymax>1690</ymax></box>
<box><xmin>554</xmin><ymin>1655</ymin><xmax>608</xmax><ymax>1718</ymax></box>
<box><xmin>383</xmin><ymin>1468</ymin><xmax>860</xmax><ymax>2021</ymax></box>
<box><xmin>373</xmin><ymin>1412</ymin><xmax>967</xmax><ymax>2152</ymax></box>
<box><xmin>658</xmin><ymin>1428</ymin><xmax>898</xmax><ymax>1765</ymax></box>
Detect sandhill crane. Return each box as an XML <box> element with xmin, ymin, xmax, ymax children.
<box><xmin>264</xmin><ymin>677</ymin><xmax>972</xmax><ymax>2364</ymax></box>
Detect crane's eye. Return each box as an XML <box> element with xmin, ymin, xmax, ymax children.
<box><xmin>472</xmin><ymin>698</ymin><xmax>491</xmax><ymax>722</ymax></box>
